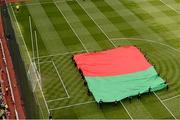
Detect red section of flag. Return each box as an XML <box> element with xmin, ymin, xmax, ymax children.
<box><xmin>74</xmin><ymin>46</ymin><xmax>152</xmax><ymax>76</ymax></box>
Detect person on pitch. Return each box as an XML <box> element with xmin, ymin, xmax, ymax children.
<box><xmin>137</xmin><ymin>92</ymin><xmax>141</xmax><ymax>99</ymax></box>
<box><xmin>16</xmin><ymin>5</ymin><xmax>20</xmax><ymax>12</ymax></box>
<box><xmin>148</xmin><ymin>86</ymin><xmax>151</xmax><ymax>94</ymax></box>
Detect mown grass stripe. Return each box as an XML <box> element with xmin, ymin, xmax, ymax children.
<box><xmin>105</xmin><ymin>0</ymin><xmax>165</xmax><ymax>41</ymax></box>
<box><xmin>119</xmin><ymin>0</ymin><xmax>180</xmax><ymax>49</ymax></box>
<box><xmin>67</xmin><ymin>0</ymin><xmax>114</xmax><ymax>49</ymax></box>
<box><xmin>74</xmin><ymin>0</ymin><xmax>124</xmax><ymax>39</ymax></box>
<box><xmin>91</xmin><ymin>0</ymin><xmax>140</xmax><ymax>38</ymax></box>
<box><xmin>41</xmin><ymin>2</ymin><xmax>85</xmax><ymax>52</ymax></box>
<box><xmin>27</xmin><ymin>2</ymin><xmax>68</xmax><ymax>54</ymax></box>
<box><xmin>55</xmin><ymin>1</ymin><xmax>102</xmax><ymax>51</ymax></box>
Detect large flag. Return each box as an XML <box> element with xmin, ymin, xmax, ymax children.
<box><xmin>74</xmin><ymin>46</ymin><xmax>166</xmax><ymax>102</ymax></box>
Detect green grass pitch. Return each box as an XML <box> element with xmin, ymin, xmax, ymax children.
<box><xmin>7</xmin><ymin>0</ymin><xmax>180</xmax><ymax>119</ymax></box>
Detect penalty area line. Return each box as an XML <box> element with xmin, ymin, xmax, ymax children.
<box><xmin>47</xmin><ymin>96</ymin><xmax>69</xmax><ymax>103</ymax></box>
<box><xmin>49</xmin><ymin>101</ymin><xmax>95</xmax><ymax>111</ymax></box>
<box><xmin>162</xmin><ymin>94</ymin><xmax>180</xmax><ymax>102</ymax></box>
<box><xmin>51</xmin><ymin>60</ymin><xmax>70</xmax><ymax>98</ymax></box>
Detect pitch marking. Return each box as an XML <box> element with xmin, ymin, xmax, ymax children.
<box><xmin>51</xmin><ymin>60</ymin><xmax>70</xmax><ymax>98</ymax></box>
<box><xmin>163</xmin><ymin>94</ymin><xmax>180</xmax><ymax>102</ymax></box>
<box><xmin>50</xmin><ymin>101</ymin><xmax>95</xmax><ymax>111</ymax></box>
<box><xmin>153</xmin><ymin>92</ymin><xmax>177</xmax><ymax>119</ymax></box>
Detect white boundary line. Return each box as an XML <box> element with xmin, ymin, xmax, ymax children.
<box><xmin>10</xmin><ymin>6</ymin><xmax>50</xmax><ymax>114</ymax></box>
<box><xmin>38</xmin><ymin>61</ymin><xmax>52</xmax><ymax>64</ymax></box>
<box><xmin>29</xmin><ymin>16</ymin><xmax>35</xmax><ymax>60</ymax></box>
<box><xmin>34</xmin><ymin>30</ymin><xmax>41</xmax><ymax>75</ymax></box>
<box><xmin>54</xmin><ymin>1</ymin><xmax>89</xmax><ymax>53</ymax></box>
<box><xmin>75</xmin><ymin>1</ymin><xmax>133</xmax><ymax>119</ymax></box>
<box><xmin>38</xmin><ymin>85</ymin><xmax>50</xmax><ymax>114</ymax></box>
<box><xmin>10</xmin><ymin>5</ymin><xmax>32</xmax><ymax>61</ymax></box>
<box><xmin>51</xmin><ymin>60</ymin><xmax>70</xmax><ymax>98</ymax></box>
<box><xmin>153</xmin><ymin>92</ymin><xmax>177</xmax><ymax>119</ymax></box>
<box><xmin>34</xmin><ymin>93</ymin><xmax>45</xmax><ymax>119</ymax></box>
<box><xmin>50</xmin><ymin>100</ymin><xmax>95</xmax><ymax>111</ymax></box>
<box><xmin>120</xmin><ymin>101</ymin><xmax>133</xmax><ymax>119</ymax></box>
<box><xmin>47</xmin><ymin>96</ymin><xmax>69</xmax><ymax>103</ymax></box>
<box><xmin>30</xmin><ymin>62</ymin><xmax>50</xmax><ymax>114</ymax></box>
<box><xmin>32</xmin><ymin>79</ymin><xmax>38</xmax><ymax>92</ymax></box>
<box><xmin>40</xmin><ymin>60</ymin><xmax>70</xmax><ymax>102</ymax></box>
<box><xmin>162</xmin><ymin>94</ymin><xmax>180</xmax><ymax>102</ymax></box>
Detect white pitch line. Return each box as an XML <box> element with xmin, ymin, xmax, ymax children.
<box><xmin>47</xmin><ymin>96</ymin><xmax>69</xmax><ymax>103</ymax></box>
<box><xmin>38</xmin><ymin>61</ymin><xmax>52</xmax><ymax>64</ymax></box>
<box><xmin>51</xmin><ymin>60</ymin><xmax>70</xmax><ymax>98</ymax></box>
<box><xmin>34</xmin><ymin>31</ymin><xmax>39</xmax><ymax>72</ymax></box>
<box><xmin>11</xmin><ymin>7</ymin><xmax>50</xmax><ymax>114</ymax></box>
<box><xmin>33</xmin><ymin>77</ymin><xmax>38</xmax><ymax>92</ymax></box>
<box><xmin>120</xmin><ymin>101</ymin><xmax>133</xmax><ymax>120</ymax></box>
<box><xmin>162</xmin><ymin>94</ymin><xmax>180</xmax><ymax>102</ymax></box>
<box><xmin>31</xmin><ymin>62</ymin><xmax>50</xmax><ymax>114</ymax></box>
<box><xmin>29</xmin><ymin>16</ymin><xmax>35</xmax><ymax>60</ymax></box>
<box><xmin>153</xmin><ymin>92</ymin><xmax>177</xmax><ymax>119</ymax></box>
<box><xmin>33</xmin><ymin>50</ymin><xmax>86</xmax><ymax>60</ymax></box>
<box><xmin>50</xmin><ymin>100</ymin><xmax>95</xmax><ymax>111</ymax></box>
<box><xmin>34</xmin><ymin>30</ymin><xmax>41</xmax><ymax>75</ymax></box>
<box><xmin>54</xmin><ymin>1</ymin><xmax>89</xmax><ymax>53</ymax></box>
<box><xmin>34</xmin><ymin>94</ymin><xmax>45</xmax><ymax>119</ymax></box>
<box><xmin>75</xmin><ymin>0</ymin><xmax>116</xmax><ymax>48</ymax></box>
<box><xmin>160</xmin><ymin>0</ymin><xmax>180</xmax><ymax>14</ymax></box>
<box><xmin>39</xmin><ymin>85</ymin><xmax>50</xmax><ymax>114</ymax></box>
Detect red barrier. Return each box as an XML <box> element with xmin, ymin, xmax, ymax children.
<box><xmin>0</xmin><ymin>15</ymin><xmax>25</xmax><ymax>119</ymax></box>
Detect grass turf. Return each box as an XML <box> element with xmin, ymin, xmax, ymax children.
<box><xmin>7</xmin><ymin>0</ymin><xmax>180</xmax><ymax>119</ymax></box>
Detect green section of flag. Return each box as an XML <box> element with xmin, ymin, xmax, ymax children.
<box><xmin>85</xmin><ymin>66</ymin><xmax>166</xmax><ymax>102</ymax></box>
